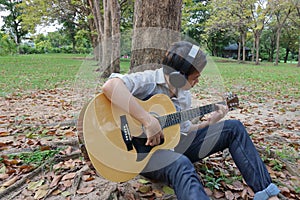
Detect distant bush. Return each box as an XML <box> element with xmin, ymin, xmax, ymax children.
<box><xmin>0</xmin><ymin>33</ymin><xmax>17</xmax><ymax>55</ymax></box>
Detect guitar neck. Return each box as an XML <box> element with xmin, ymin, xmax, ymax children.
<box><xmin>157</xmin><ymin>101</ymin><xmax>225</xmax><ymax>129</ymax></box>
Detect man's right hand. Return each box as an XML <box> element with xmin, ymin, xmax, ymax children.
<box><xmin>143</xmin><ymin>115</ymin><xmax>164</xmax><ymax>146</ymax></box>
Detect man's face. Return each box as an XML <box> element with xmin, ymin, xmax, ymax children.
<box><xmin>182</xmin><ymin>71</ymin><xmax>200</xmax><ymax>90</ymax></box>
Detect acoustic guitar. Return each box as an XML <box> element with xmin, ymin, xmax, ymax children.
<box><xmin>81</xmin><ymin>93</ymin><xmax>239</xmax><ymax>182</ymax></box>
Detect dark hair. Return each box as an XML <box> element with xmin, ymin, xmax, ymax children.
<box><xmin>162</xmin><ymin>41</ymin><xmax>207</xmax><ymax>76</ymax></box>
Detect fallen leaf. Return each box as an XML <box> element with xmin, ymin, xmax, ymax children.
<box><xmin>0</xmin><ymin>174</ymin><xmax>9</xmax><ymax>180</ymax></box>
<box><xmin>162</xmin><ymin>185</ymin><xmax>175</xmax><ymax>195</ymax></box>
<box><xmin>28</xmin><ymin>180</ymin><xmax>44</xmax><ymax>190</ymax></box>
<box><xmin>152</xmin><ymin>189</ymin><xmax>163</xmax><ymax>198</ymax></box>
<box><xmin>213</xmin><ymin>189</ymin><xmax>224</xmax><ymax>199</ymax></box>
<box><xmin>76</xmin><ymin>186</ymin><xmax>94</xmax><ymax>194</ymax></box>
<box><xmin>138</xmin><ymin>178</ymin><xmax>150</xmax><ymax>184</ymax></box>
<box><xmin>50</xmin><ymin>174</ymin><xmax>63</xmax><ymax>188</ymax></box>
<box><xmin>34</xmin><ymin>188</ymin><xmax>48</xmax><ymax>199</ymax></box>
<box><xmin>51</xmin><ymin>189</ymin><xmax>61</xmax><ymax>195</ymax></box>
<box><xmin>62</xmin><ymin>172</ymin><xmax>76</xmax><ymax>180</ymax></box>
<box><xmin>138</xmin><ymin>185</ymin><xmax>151</xmax><ymax>193</ymax></box>
<box><xmin>2</xmin><ymin>176</ymin><xmax>19</xmax><ymax>187</ymax></box>
<box><xmin>62</xmin><ymin>191</ymin><xmax>71</xmax><ymax>197</ymax></box>
<box><xmin>225</xmin><ymin>190</ymin><xmax>234</xmax><ymax>200</ymax></box>
<box><xmin>62</xmin><ymin>180</ymin><xmax>72</xmax><ymax>188</ymax></box>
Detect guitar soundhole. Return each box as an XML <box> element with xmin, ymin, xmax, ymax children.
<box><xmin>132</xmin><ymin>134</ymin><xmax>165</xmax><ymax>162</ymax></box>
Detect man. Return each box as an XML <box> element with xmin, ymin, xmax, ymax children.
<box><xmin>102</xmin><ymin>41</ymin><xmax>280</xmax><ymax>199</ymax></box>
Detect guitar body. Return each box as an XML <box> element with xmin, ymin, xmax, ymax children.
<box><xmin>83</xmin><ymin>93</ymin><xmax>180</xmax><ymax>182</ymax></box>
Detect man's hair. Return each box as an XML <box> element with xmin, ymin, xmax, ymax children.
<box><xmin>162</xmin><ymin>41</ymin><xmax>207</xmax><ymax>76</ymax></box>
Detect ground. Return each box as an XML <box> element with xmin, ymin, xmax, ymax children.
<box><xmin>0</xmin><ymin>87</ymin><xmax>299</xmax><ymax>200</ymax></box>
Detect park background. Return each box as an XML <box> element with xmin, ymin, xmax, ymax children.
<box><xmin>0</xmin><ymin>0</ymin><xmax>299</xmax><ymax>200</ymax></box>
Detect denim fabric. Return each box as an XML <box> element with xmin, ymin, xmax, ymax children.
<box><xmin>140</xmin><ymin>120</ymin><xmax>275</xmax><ymax>200</ymax></box>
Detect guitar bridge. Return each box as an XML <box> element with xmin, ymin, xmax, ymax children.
<box><xmin>120</xmin><ymin>115</ymin><xmax>133</xmax><ymax>151</ymax></box>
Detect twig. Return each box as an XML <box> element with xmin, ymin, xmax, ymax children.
<box><xmin>72</xmin><ymin>165</ymin><xmax>90</xmax><ymax>197</ymax></box>
<box><xmin>21</xmin><ymin>119</ymin><xmax>77</xmax><ymax>128</ymax></box>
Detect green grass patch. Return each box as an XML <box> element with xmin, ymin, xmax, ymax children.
<box><xmin>213</xmin><ymin>59</ymin><xmax>300</xmax><ymax>99</ymax></box>
<box><xmin>0</xmin><ymin>54</ymin><xmax>87</xmax><ymax>96</ymax></box>
<box><xmin>1</xmin><ymin>54</ymin><xmax>299</xmax><ymax>100</ymax></box>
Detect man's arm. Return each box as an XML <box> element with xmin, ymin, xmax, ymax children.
<box><xmin>102</xmin><ymin>78</ymin><xmax>163</xmax><ymax>146</ymax></box>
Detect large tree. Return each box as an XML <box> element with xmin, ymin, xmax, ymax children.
<box><xmin>270</xmin><ymin>0</ymin><xmax>296</xmax><ymax>66</ymax></box>
<box><xmin>0</xmin><ymin>0</ymin><xmax>28</xmax><ymax>45</ymax></box>
<box><xmin>205</xmin><ymin>0</ymin><xmax>253</xmax><ymax>61</ymax></box>
<box><xmin>249</xmin><ymin>0</ymin><xmax>272</xmax><ymax>65</ymax></box>
<box><xmin>130</xmin><ymin>0</ymin><xmax>183</xmax><ymax>71</ymax></box>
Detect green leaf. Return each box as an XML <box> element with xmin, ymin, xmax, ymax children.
<box><xmin>162</xmin><ymin>185</ymin><xmax>175</xmax><ymax>195</ymax></box>
<box><xmin>138</xmin><ymin>178</ymin><xmax>150</xmax><ymax>184</ymax></box>
<box><xmin>28</xmin><ymin>180</ymin><xmax>44</xmax><ymax>191</ymax></box>
<box><xmin>62</xmin><ymin>191</ymin><xmax>71</xmax><ymax>197</ymax></box>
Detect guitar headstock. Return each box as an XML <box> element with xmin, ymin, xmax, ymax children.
<box><xmin>225</xmin><ymin>92</ymin><xmax>239</xmax><ymax>110</ymax></box>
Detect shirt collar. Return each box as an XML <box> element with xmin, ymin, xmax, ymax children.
<box><xmin>156</xmin><ymin>68</ymin><xmax>167</xmax><ymax>84</ymax></box>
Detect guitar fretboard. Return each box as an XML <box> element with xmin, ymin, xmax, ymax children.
<box><xmin>157</xmin><ymin>101</ymin><xmax>225</xmax><ymax>128</ymax></box>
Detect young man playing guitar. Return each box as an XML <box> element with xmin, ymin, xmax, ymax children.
<box><xmin>101</xmin><ymin>41</ymin><xmax>280</xmax><ymax>200</ymax></box>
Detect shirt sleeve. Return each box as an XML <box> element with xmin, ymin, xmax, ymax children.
<box><xmin>108</xmin><ymin>72</ymin><xmax>156</xmax><ymax>100</ymax></box>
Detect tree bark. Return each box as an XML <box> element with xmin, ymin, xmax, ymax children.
<box><xmin>237</xmin><ymin>40</ymin><xmax>241</xmax><ymax>62</ymax></box>
<box><xmin>298</xmin><ymin>45</ymin><xmax>300</xmax><ymax>67</ymax></box>
<box><xmin>101</xmin><ymin>0</ymin><xmax>112</xmax><ymax>77</ymax></box>
<box><xmin>284</xmin><ymin>47</ymin><xmax>290</xmax><ymax>63</ymax></box>
<box><xmin>130</xmin><ymin>0</ymin><xmax>182</xmax><ymax>71</ymax></box>
<box><xmin>274</xmin><ymin>3</ymin><xmax>293</xmax><ymax>66</ymax></box>
<box><xmin>255</xmin><ymin>31</ymin><xmax>261</xmax><ymax>65</ymax></box>
<box><xmin>110</xmin><ymin>0</ymin><xmax>121</xmax><ymax>73</ymax></box>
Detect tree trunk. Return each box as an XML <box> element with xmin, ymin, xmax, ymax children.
<box><xmin>101</xmin><ymin>0</ymin><xmax>112</xmax><ymax>77</ymax></box>
<box><xmin>275</xmin><ymin>27</ymin><xmax>282</xmax><ymax>66</ymax></box>
<box><xmin>131</xmin><ymin>0</ymin><xmax>182</xmax><ymax>71</ymax></box>
<box><xmin>237</xmin><ymin>40</ymin><xmax>241</xmax><ymax>62</ymax></box>
<box><xmin>91</xmin><ymin>0</ymin><xmax>104</xmax><ymax>61</ymax></box>
<box><xmin>251</xmin><ymin>39</ymin><xmax>255</xmax><ymax>62</ymax></box>
<box><xmin>298</xmin><ymin>45</ymin><xmax>300</xmax><ymax>67</ymax></box>
<box><xmin>110</xmin><ymin>0</ymin><xmax>121</xmax><ymax>73</ymax></box>
<box><xmin>242</xmin><ymin>32</ymin><xmax>246</xmax><ymax>62</ymax></box>
<box><xmin>255</xmin><ymin>32</ymin><xmax>261</xmax><ymax>65</ymax></box>
<box><xmin>284</xmin><ymin>47</ymin><xmax>290</xmax><ymax>63</ymax></box>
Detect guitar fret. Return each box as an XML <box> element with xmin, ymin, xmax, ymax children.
<box><xmin>157</xmin><ymin>99</ymin><xmax>236</xmax><ymax>129</ymax></box>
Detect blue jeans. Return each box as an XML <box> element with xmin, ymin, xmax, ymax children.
<box><xmin>140</xmin><ymin>120</ymin><xmax>273</xmax><ymax>200</ymax></box>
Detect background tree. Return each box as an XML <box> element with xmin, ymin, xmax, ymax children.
<box><xmin>130</xmin><ymin>0</ymin><xmax>182</xmax><ymax>70</ymax></box>
<box><xmin>249</xmin><ymin>0</ymin><xmax>271</xmax><ymax>65</ymax></box>
<box><xmin>0</xmin><ymin>0</ymin><xmax>28</xmax><ymax>45</ymax></box>
<box><xmin>181</xmin><ymin>0</ymin><xmax>210</xmax><ymax>47</ymax></box>
<box><xmin>204</xmin><ymin>0</ymin><xmax>253</xmax><ymax>61</ymax></box>
<box><xmin>270</xmin><ymin>0</ymin><xmax>296</xmax><ymax>65</ymax></box>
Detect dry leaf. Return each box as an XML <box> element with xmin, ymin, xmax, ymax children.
<box><xmin>50</xmin><ymin>175</ymin><xmax>63</xmax><ymax>188</ymax></box>
<box><xmin>76</xmin><ymin>186</ymin><xmax>94</xmax><ymax>194</ymax></box>
<box><xmin>213</xmin><ymin>189</ymin><xmax>224</xmax><ymax>199</ymax></box>
<box><xmin>152</xmin><ymin>189</ymin><xmax>163</xmax><ymax>198</ymax></box>
<box><xmin>51</xmin><ymin>189</ymin><xmax>61</xmax><ymax>195</ymax></box>
<box><xmin>34</xmin><ymin>188</ymin><xmax>48</xmax><ymax>199</ymax></box>
<box><xmin>2</xmin><ymin>176</ymin><xmax>19</xmax><ymax>187</ymax></box>
<box><xmin>0</xmin><ymin>174</ymin><xmax>9</xmax><ymax>180</ymax></box>
<box><xmin>28</xmin><ymin>180</ymin><xmax>44</xmax><ymax>190</ymax></box>
<box><xmin>225</xmin><ymin>191</ymin><xmax>234</xmax><ymax>200</ymax></box>
<box><xmin>138</xmin><ymin>185</ymin><xmax>151</xmax><ymax>193</ymax></box>
<box><xmin>62</xmin><ymin>180</ymin><xmax>72</xmax><ymax>188</ymax></box>
<box><xmin>62</xmin><ymin>172</ymin><xmax>76</xmax><ymax>180</ymax></box>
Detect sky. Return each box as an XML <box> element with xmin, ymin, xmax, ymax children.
<box><xmin>0</xmin><ymin>10</ymin><xmax>60</xmax><ymax>34</ymax></box>
<box><xmin>0</xmin><ymin>10</ymin><xmax>9</xmax><ymax>28</ymax></box>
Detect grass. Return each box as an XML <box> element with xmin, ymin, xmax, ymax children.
<box><xmin>1</xmin><ymin>54</ymin><xmax>299</xmax><ymax>100</ymax></box>
<box><xmin>0</xmin><ymin>54</ymin><xmax>88</xmax><ymax>96</ymax></box>
<box><xmin>198</xmin><ymin>57</ymin><xmax>300</xmax><ymax>100</ymax></box>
